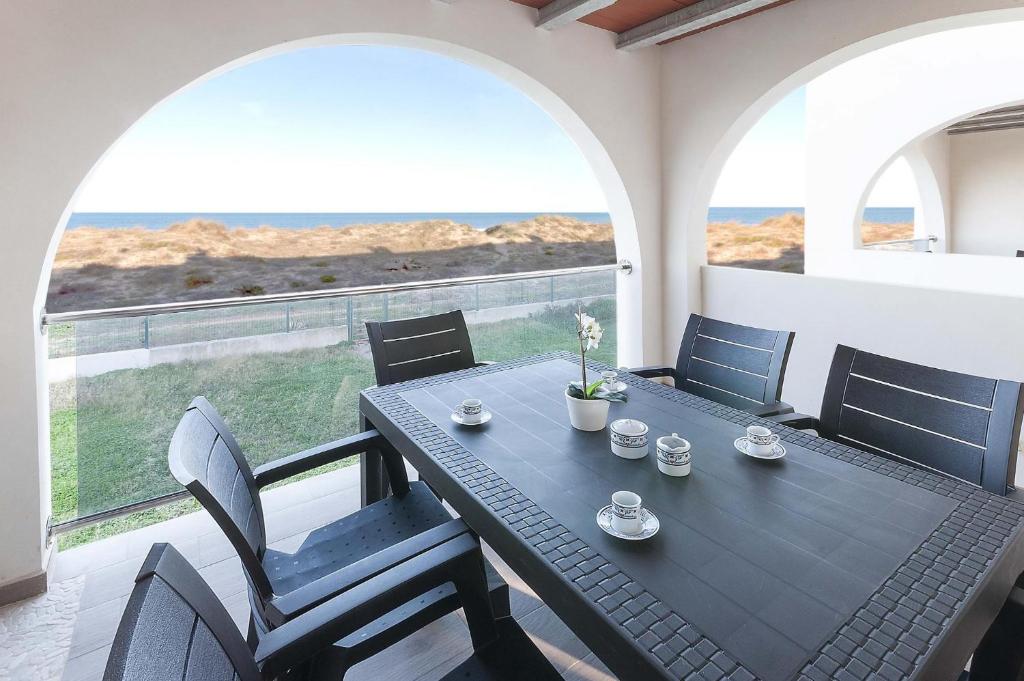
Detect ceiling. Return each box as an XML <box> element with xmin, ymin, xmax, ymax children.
<box><xmin>946</xmin><ymin>105</ymin><xmax>1024</xmax><ymax>136</ymax></box>
<box><xmin>509</xmin><ymin>0</ymin><xmax>794</xmax><ymax>49</ymax></box>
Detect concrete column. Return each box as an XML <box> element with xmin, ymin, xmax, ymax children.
<box><xmin>0</xmin><ymin>277</ymin><xmax>52</xmax><ymax>596</ymax></box>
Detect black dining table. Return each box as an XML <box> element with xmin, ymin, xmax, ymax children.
<box><xmin>358</xmin><ymin>353</ymin><xmax>1024</xmax><ymax>681</ymax></box>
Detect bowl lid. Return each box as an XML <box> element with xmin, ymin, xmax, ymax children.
<box><xmin>610</xmin><ymin>418</ymin><xmax>648</xmax><ymax>436</ymax></box>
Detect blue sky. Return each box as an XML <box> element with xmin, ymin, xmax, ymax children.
<box><xmin>712</xmin><ymin>86</ymin><xmax>915</xmax><ymax>207</ymax></box>
<box><xmin>711</xmin><ymin>88</ymin><xmax>808</xmax><ymax>207</ymax></box>
<box><xmin>76</xmin><ymin>46</ymin><xmax>911</xmax><ymax>213</ymax></box>
<box><xmin>75</xmin><ymin>46</ymin><xmax>608</xmax><ymax>212</ymax></box>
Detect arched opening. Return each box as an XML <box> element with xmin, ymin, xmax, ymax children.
<box><xmin>707</xmin><ymin>88</ymin><xmax>806</xmax><ymax>273</ymax></box>
<box><xmin>858</xmin><ymin>156</ymin><xmax>920</xmax><ymax>250</ymax></box>
<box><xmin>44</xmin><ymin>39</ymin><xmax>638</xmax><ymax>546</ymax></box>
<box><xmin>696</xmin><ymin>13</ymin><xmax>1024</xmax><ymax>285</ymax></box>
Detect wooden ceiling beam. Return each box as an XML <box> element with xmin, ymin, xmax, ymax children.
<box><xmin>537</xmin><ymin>0</ymin><xmax>617</xmax><ymax>30</ymax></box>
<box><xmin>616</xmin><ymin>0</ymin><xmax>786</xmax><ymax>50</ymax></box>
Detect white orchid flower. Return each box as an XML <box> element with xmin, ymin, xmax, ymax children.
<box><xmin>586</xmin><ymin>320</ymin><xmax>602</xmax><ymax>350</ymax></box>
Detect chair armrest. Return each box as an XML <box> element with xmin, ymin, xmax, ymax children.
<box><xmin>768</xmin><ymin>412</ymin><xmax>820</xmax><ymax>431</ymax></box>
<box><xmin>267</xmin><ymin>519</ymin><xmax>470</xmax><ymax>620</ymax></box>
<box><xmin>746</xmin><ymin>401</ymin><xmax>795</xmax><ymax>418</ymax></box>
<box><xmin>628</xmin><ymin>365</ymin><xmax>675</xmax><ymax>379</ymax></box>
<box><xmin>253</xmin><ymin>430</ymin><xmax>384</xmax><ymax>488</ymax></box>
<box><xmin>255</xmin><ymin>532</ymin><xmax>496</xmax><ymax>678</ymax></box>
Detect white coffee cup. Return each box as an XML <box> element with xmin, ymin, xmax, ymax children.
<box><xmin>746</xmin><ymin>425</ymin><xmax>779</xmax><ymax>456</ymax></box>
<box><xmin>458</xmin><ymin>398</ymin><xmax>483</xmax><ymax>424</ymax></box>
<box><xmin>611</xmin><ymin>490</ymin><xmax>643</xmax><ymax>535</ymax></box>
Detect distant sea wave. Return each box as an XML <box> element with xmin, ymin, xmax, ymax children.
<box><xmin>66</xmin><ymin>212</ymin><xmax>613</xmax><ymax>231</ymax></box>
<box><xmin>706</xmin><ymin>206</ymin><xmax>914</xmax><ymax>225</ymax></box>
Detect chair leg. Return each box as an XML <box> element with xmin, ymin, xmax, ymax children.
<box><xmin>246</xmin><ymin>614</ymin><xmax>260</xmax><ymax>651</ymax></box>
<box><xmin>450</xmin><ymin>551</ymin><xmax>500</xmax><ymax>651</ymax></box>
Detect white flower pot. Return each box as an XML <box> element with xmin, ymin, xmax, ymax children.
<box><xmin>565</xmin><ymin>390</ymin><xmax>610</xmax><ymax>431</ymax></box>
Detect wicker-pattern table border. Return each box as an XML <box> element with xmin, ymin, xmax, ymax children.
<box><xmin>362</xmin><ymin>352</ymin><xmax>1024</xmax><ymax>680</ymax></box>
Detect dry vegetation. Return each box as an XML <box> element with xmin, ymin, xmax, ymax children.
<box><xmin>48</xmin><ymin>216</ymin><xmax>615</xmax><ymax>311</ymax></box>
<box><xmin>707</xmin><ymin>213</ymin><xmax>913</xmax><ymax>273</ymax></box>
<box><xmin>48</xmin><ymin>212</ymin><xmax>913</xmax><ymax>310</ymax></box>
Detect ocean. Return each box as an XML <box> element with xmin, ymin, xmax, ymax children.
<box><xmin>66</xmin><ymin>207</ymin><xmax>914</xmax><ymax>230</ymax></box>
<box><xmin>706</xmin><ymin>207</ymin><xmax>914</xmax><ymax>225</ymax></box>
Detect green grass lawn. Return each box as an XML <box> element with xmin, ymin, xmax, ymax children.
<box><xmin>52</xmin><ymin>299</ymin><xmax>616</xmax><ymax>548</ymax></box>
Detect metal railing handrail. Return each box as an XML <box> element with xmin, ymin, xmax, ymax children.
<box><xmin>42</xmin><ymin>260</ymin><xmax>631</xmax><ymax>326</ymax></box>
<box><xmin>862</xmin><ymin>235</ymin><xmax>938</xmax><ymax>248</ymax></box>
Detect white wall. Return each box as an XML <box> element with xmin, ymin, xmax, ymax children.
<box><xmin>915</xmin><ymin>132</ymin><xmax>953</xmax><ymax>247</ymax></box>
<box><xmin>949</xmin><ymin>128</ymin><xmax>1024</xmax><ymax>256</ymax></box>
<box><xmin>0</xmin><ymin>0</ymin><xmax>662</xmax><ymax>590</ymax></box>
<box><xmin>803</xmin><ymin>22</ymin><xmax>1024</xmax><ymax>290</ymax></box>
<box><xmin>659</xmin><ymin>0</ymin><xmax>1024</xmax><ymax>373</ymax></box>
<box><xmin>702</xmin><ymin>266</ymin><xmax>1024</xmax><ymax>416</ymax></box>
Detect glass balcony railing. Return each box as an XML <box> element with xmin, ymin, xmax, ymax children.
<box><xmin>45</xmin><ymin>265</ymin><xmax>623</xmax><ymax>546</ymax></box>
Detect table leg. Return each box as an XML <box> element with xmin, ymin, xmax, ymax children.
<box><xmin>968</xmin><ymin>587</ymin><xmax>1024</xmax><ymax>680</ymax></box>
<box><xmin>359</xmin><ymin>413</ymin><xmax>389</xmax><ymax>507</ymax></box>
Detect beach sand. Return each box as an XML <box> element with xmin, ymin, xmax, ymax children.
<box><xmin>46</xmin><ymin>213</ymin><xmax>913</xmax><ymax>311</ymax></box>
<box><xmin>47</xmin><ymin>216</ymin><xmax>616</xmax><ymax>311</ymax></box>
<box><xmin>708</xmin><ymin>213</ymin><xmax>913</xmax><ymax>273</ymax></box>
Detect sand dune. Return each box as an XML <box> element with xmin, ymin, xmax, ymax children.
<box><xmin>47</xmin><ymin>213</ymin><xmax>913</xmax><ymax>311</ymax></box>
<box><xmin>47</xmin><ymin>216</ymin><xmax>616</xmax><ymax>311</ymax></box>
<box><xmin>708</xmin><ymin>213</ymin><xmax>913</xmax><ymax>273</ymax></box>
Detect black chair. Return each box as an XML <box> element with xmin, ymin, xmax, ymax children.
<box><xmin>104</xmin><ymin>543</ymin><xmax>559</xmax><ymax>681</ymax></box>
<box><xmin>631</xmin><ymin>313</ymin><xmax>795</xmax><ymax>416</ymax></box>
<box><xmin>1016</xmin><ymin>250</ymin><xmax>1024</xmax><ymax>257</ymax></box>
<box><xmin>168</xmin><ymin>397</ymin><xmax>510</xmax><ymax>673</ymax></box>
<box><xmin>366</xmin><ymin>310</ymin><xmax>485</xmax><ymax>386</ymax></box>
<box><xmin>772</xmin><ymin>345</ymin><xmax>1024</xmax><ymax>495</ymax></box>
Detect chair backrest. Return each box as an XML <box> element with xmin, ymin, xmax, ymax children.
<box><xmin>168</xmin><ymin>397</ymin><xmax>273</xmax><ymax>603</ymax></box>
<box><xmin>104</xmin><ymin>543</ymin><xmax>261</xmax><ymax>681</ymax></box>
<box><xmin>366</xmin><ymin>310</ymin><xmax>478</xmax><ymax>386</ymax></box>
<box><xmin>1017</xmin><ymin>250</ymin><xmax>1024</xmax><ymax>258</ymax></box>
<box><xmin>818</xmin><ymin>345</ymin><xmax>1024</xmax><ymax>495</ymax></box>
<box><xmin>673</xmin><ymin>314</ymin><xmax>795</xmax><ymax>410</ymax></box>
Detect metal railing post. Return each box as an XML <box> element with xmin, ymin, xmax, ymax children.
<box><xmin>284</xmin><ymin>303</ymin><xmax>291</xmax><ymax>333</ymax></box>
<box><xmin>142</xmin><ymin>317</ymin><xmax>150</xmax><ymax>349</ymax></box>
<box><xmin>346</xmin><ymin>297</ymin><xmax>354</xmax><ymax>342</ymax></box>
<box><xmin>382</xmin><ymin>293</ymin><xmax>389</xmax><ymax>321</ymax></box>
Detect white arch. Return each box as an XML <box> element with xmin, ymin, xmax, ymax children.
<box><xmin>902</xmin><ymin>141</ymin><xmax>949</xmax><ymax>250</ymax></box>
<box><xmin>804</xmin><ymin>22</ymin><xmax>1024</xmax><ymax>279</ymax></box>
<box><xmin>0</xmin><ymin>0</ymin><xmax>662</xmax><ymax>589</ymax></box>
<box><xmin>659</xmin><ymin>0</ymin><xmax>1024</xmax><ymax>356</ymax></box>
<box><xmin>855</xmin><ymin>150</ymin><xmax>945</xmax><ymax>250</ymax></box>
<box><xmin>42</xmin><ymin>33</ymin><xmax>647</xmax><ymax>365</ymax></box>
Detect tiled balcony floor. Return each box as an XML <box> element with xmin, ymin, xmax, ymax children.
<box><xmin>45</xmin><ymin>464</ymin><xmax>614</xmax><ymax>681</ymax></box>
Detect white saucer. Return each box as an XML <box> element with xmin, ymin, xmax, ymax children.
<box><xmin>451</xmin><ymin>410</ymin><xmax>492</xmax><ymax>426</ymax></box>
<box><xmin>734</xmin><ymin>436</ymin><xmax>786</xmax><ymax>460</ymax></box>
<box><xmin>596</xmin><ymin>505</ymin><xmax>660</xmax><ymax>540</ymax></box>
<box><xmin>598</xmin><ymin>381</ymin><xmax>628</xmax><ymax>394</ymax></box>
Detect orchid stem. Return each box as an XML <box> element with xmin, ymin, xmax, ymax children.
<box><xmin>578</xmin><ymin>301</ymin><xmax>587</xmax><ymax>397</ymax></box>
